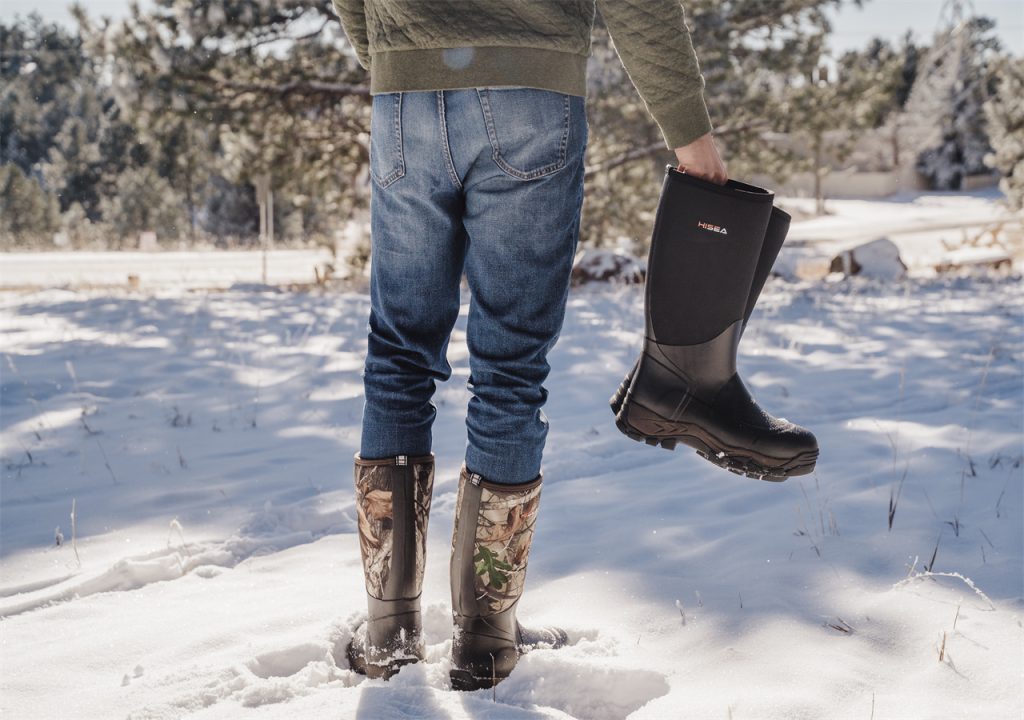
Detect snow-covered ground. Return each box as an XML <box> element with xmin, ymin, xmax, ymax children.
<box><xmin>1</xmin><ymin>271</ymin><xmax>1021</xmax><ymax>718</ymax></box>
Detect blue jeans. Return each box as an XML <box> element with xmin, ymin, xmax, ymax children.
<box><xmin>359</xmin><ymin>87</ymin><xmax>588</xmax><ymax>484</ymax></box>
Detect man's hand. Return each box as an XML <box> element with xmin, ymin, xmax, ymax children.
<box><xmin>674</xmin><ymin>132</ymin><xmax>727</xmax><ymax>185</ymax></box>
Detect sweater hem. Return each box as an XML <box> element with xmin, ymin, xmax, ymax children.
<box><xmin>369</xmin><ymin>46</ymin><xmax>589</xmax><ymax>97</ymax></box>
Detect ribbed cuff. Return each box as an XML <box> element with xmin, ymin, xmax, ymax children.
<box><xmin>369</xmin><ymin>46</ymin><xmax>589</xmax><ymax>97</ymax></box>
<box><xmin>651</xmin><ymin>91</ymin><xmax>714</xmax><ymax>150</ymax></box>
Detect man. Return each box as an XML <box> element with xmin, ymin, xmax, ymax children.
<box><xmin>334</xmin><ymin>0</ymin><xmax>726</xmax><ymax>690</ymax></box>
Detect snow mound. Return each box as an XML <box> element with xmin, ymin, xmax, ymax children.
<box><xmin>830</xmin><ymin>237</ymin><xmax>908</xmax><ymax>279</ymax></box>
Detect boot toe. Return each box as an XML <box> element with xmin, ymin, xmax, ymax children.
<box><xmin>519</xmin><ymin>623</ymin><xmax>569</xmax><ymax>651</ymax></box>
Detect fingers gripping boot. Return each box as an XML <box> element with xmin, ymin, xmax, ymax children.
<box><xmin>449</xmin><ymin>466</ymin><xmax>567</xmax><ymax>691</ymax></box>
<box><xmin>347</xmin><ymin>452</ymin><xmax>434</xmax><ymax>679</ymax></box>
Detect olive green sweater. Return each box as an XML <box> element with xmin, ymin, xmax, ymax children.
<box><xmin>330</xmin><ymin>0</ymin><xmax>712</xmax><ymax>150</ymax></box>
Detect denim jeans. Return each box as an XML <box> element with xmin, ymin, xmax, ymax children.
<box><xmin>359</xmin><ymin>87</ymin><xmax>588</xmax><ymax>484</ymax></box>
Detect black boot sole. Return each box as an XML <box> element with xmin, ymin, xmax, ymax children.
<box><xmin>450</xmin><ymin>668</ymin><xmax>503</xmax><ymax>691</ymax></box>
<box><xmin>614</xmin><ymin>401</ymin><xmax>817</xmax><ymax>481</ymax></box>
<box><xmin>609</xmin><ymin>362</ymin><xmax>636</xmax><ymax>417</ymax></box>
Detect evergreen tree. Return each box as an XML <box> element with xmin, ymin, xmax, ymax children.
<box><xmin>983</xmin><ymin>55</ymin><xmax>1024</xmax><ymax>210</ymax></box>
<box><xmin>3</xmin><ymin>15</ymin><xmax>150</xmax><ymax>221</ymax></box>
<box><xmin>583</xmin><ymin>1</ymin><xmax>869</xmax><ymax>247</ymax></box>
<box><xmin>779</xmin><ymin>43</ymin><xmax>904</xmax><ymax>213</ymax></box>
<box><xmin>98</xmin><ymin>166</ymin><xmax>188</xmax><ymax>246</ymax></box>
<box><xmin>0</xmin><ymin>163</ymin><xmax>60</xmax><ymax>245</ymax></box>
<box><xmin>0</xmin><ymin>14</ymin><xmax>89</xmax><ymax>172</ymax></box>
<box><xmin>904</xmin><ymin>15</ymin><xmax>1001</xmax><ymax>189</ymax></box>
<box><xmin>95</xmin><ymin>0</ymin><xmax>370</xmax><ymax>243</ymax></box>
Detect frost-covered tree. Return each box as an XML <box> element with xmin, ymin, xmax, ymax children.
<box><xmin>983</xmin><ymin>56</ymin><xmax>1024</xmax><ymax>210</ymax></box>
<box><xmin>906</xmin><ymin>16</ymin><xmax>1001</xmax><ymax>189</ymax></box>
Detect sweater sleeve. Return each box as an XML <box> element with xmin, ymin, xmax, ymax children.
<box><xmin>332</xmin><ymin>0</ymin><xmax>371</xmax><ymax>71</ymax></box>
<box><xmin>595</xmin><ymin>0</ymin><xmax>713</xmax><ymax>150</ymax></box>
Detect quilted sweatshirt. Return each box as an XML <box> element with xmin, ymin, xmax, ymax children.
<box><xmin>330</xmin><ymin>0</ymin><xmax>712</xmax><ymax>149</ymax></box>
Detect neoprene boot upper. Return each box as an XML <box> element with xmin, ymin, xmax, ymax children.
<box><xmin>614</xmin><ymin>166</ymin><xmax>818</xmax><ymax>479</ymax></box>
<box><xmin>609</xmin><ymin>203</ymin><xmax>792</xmax><ymax>416</ymax></box>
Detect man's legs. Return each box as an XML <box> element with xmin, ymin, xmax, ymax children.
<box><xmin>443</xmin><ymin>86</ymin><xmax>587</xmax><ymax>690</ymax></box>
<box><xmin>360</xmin><ymin>90</ymin><xmax>467</xmax><ymax>459</ymax></box>
<box><xmin>349</xmin><ymin>90</ymin><xmax>466</xmax><ymax>679</ymax></box>
<box><xmin>449</xmin><ymin>88</ymin><xmax>589</xmax><ymax>484</ymax></box>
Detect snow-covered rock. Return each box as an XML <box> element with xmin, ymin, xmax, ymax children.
<box><xmin>571</xmin><ymin>248</ymin><xmax>645</xmax><ymax>285</ymax></box>
<box><xmin>829</xmin><ymin>237</ymin><xmax>908</xmax><ymax>279</ymax></box>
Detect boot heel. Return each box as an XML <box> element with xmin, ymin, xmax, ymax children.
<box><xmin>617</xmin><ymin>402</ymin><xmax>686</xmax><ymax>446</ymax></box>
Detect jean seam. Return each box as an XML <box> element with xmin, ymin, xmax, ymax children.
<box><xmin>475</xmin><ymin>88</ymin><xmax>570</xmax><ymax>181</ymax></box>
<box><xmin>437</xmin><ymin>90</ymin><xmax>463</xmax><ymax>191</ymax></box>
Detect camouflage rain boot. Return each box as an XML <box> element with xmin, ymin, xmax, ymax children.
<box><xmin>346</xmin><ymin>452</ymin><xmax>434</xmax><ymax>679</ymax></box>
<box><xmin>609</xmin><ymin>203</ymin><xmax>793</xmax><ymax>416</ymax></box>
<box><xmin>449</xmin><ymin>465</ymin><xmax>568</xmax><ymax>691</ymax></box>
<box><xmin>613</xmin><ymin>165</ymin><xmax>818</xmax><ymax>480</ymax></box>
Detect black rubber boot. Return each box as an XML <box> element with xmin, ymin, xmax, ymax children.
<box><xmin>347</xmin><ymin>452</ymin><xmax>434</xmax><ymax>679</ymax></box>
<box><xmin>613</xmin><ymin>166</ymin><xmax>817</xmax><ymax>481</ymax></box>
<box><xmin>449</xmin><ymin>465</ymin><xmax>568</xmax><ymax>691</ymax></box>
<box><xmin>609</xmin><ymin>202</ymin><xmax>792</xmax><ymax>415</ymax></box>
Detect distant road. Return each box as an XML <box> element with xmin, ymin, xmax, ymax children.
<box><xmin>0</xmin><ymin>249</ymin><xmax>336</xmax><ymax>291</ymax></box>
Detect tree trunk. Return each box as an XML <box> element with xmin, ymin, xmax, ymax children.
<box><xmin>814</xmin><ymin>134</ymin><xmax>825</xmax><ymax>216</ymax></box>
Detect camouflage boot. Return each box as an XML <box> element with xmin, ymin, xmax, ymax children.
<box><xmin>449</xmin><ymin>465</ymin><xmax>568</xmax><ymax>691</ymax></box>
<box><xmin>347</xmin><ymin>452</ymin><xmax>434</xmax><ymax>679</ymax></box>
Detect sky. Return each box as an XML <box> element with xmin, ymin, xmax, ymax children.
<box><xmin>1</xmin><ymin>0</ymin><xmax>1021</xmax><ymax>54</ymax></box>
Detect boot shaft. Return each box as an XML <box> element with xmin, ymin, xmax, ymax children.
<box><xmin>645</xmin><ymin>165</ymin><xmax>775</xmax><ymax>346</ymax></box>
<box><xmin>353</xmin><ymin>453</ymin><xmax>434</xmax><ymax>603</ymax></box>
<box><xmin>450</xmin><ymin>465</ymin><xmax>542</xmax><ymax>622</ymax></box>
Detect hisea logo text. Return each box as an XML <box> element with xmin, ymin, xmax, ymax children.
<box><xmin>697</xmin><ymin>220</ymin><xmax>728</xmax><ymax>235</ymax></box>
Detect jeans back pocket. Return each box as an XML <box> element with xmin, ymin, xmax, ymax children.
<box><xmin>370</xmin><ymin>92</ymin><xmax>406</xmax><ymax>188</ymax></box>
<box><xmin>476</xmin><ymin>88</ymin><xmax>571</xmax><ymax>181</ymax></box>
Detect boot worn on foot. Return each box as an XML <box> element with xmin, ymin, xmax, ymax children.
<box><xmin>449</xmin><ymin>465</ymin><xmax>567</xmax><ymax>691</ymax></box>
<box><xmin>347</xmin><ymin>452</ymin><xmax>434</xmax><ymax>679</ymax></box>
<box><xmin>613</xmin><ymin>165</ymin><xmax>818</xmax><ymax>481</ymax></box>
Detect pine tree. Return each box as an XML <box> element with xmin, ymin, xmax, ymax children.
<box><xmin>983</xmin><ymin>56</ymin><xmax>1024</xmax><ymax>210</ymax></box>
<box><xmin>0</xmin><ymin>163</ymin><xmax>60</xmax><ymax>245</ymax></box>
<box><xmin>94</xmin><ymin>0</ymin><xmax>370</xmax><ymax>244</ymax></box>
<box><xmin>903</xmin><ymin>14</ymin><xmax>1001</xmax><ymax>189</ymax></box>
<box><xmin>99</xmin><ymin>166</ymin><xmax>188</xmax><ymax>245</ymax></box>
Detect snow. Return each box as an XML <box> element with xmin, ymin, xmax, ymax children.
<box><xmin>777</xmin><ymin>189</ymin><xmax>1021</xmax><ymax>279</ymax></box>
<box><xmin>1</xmin><ymin>266</ymin><xmax>1021</xmax><ymax>718</ymax></box>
